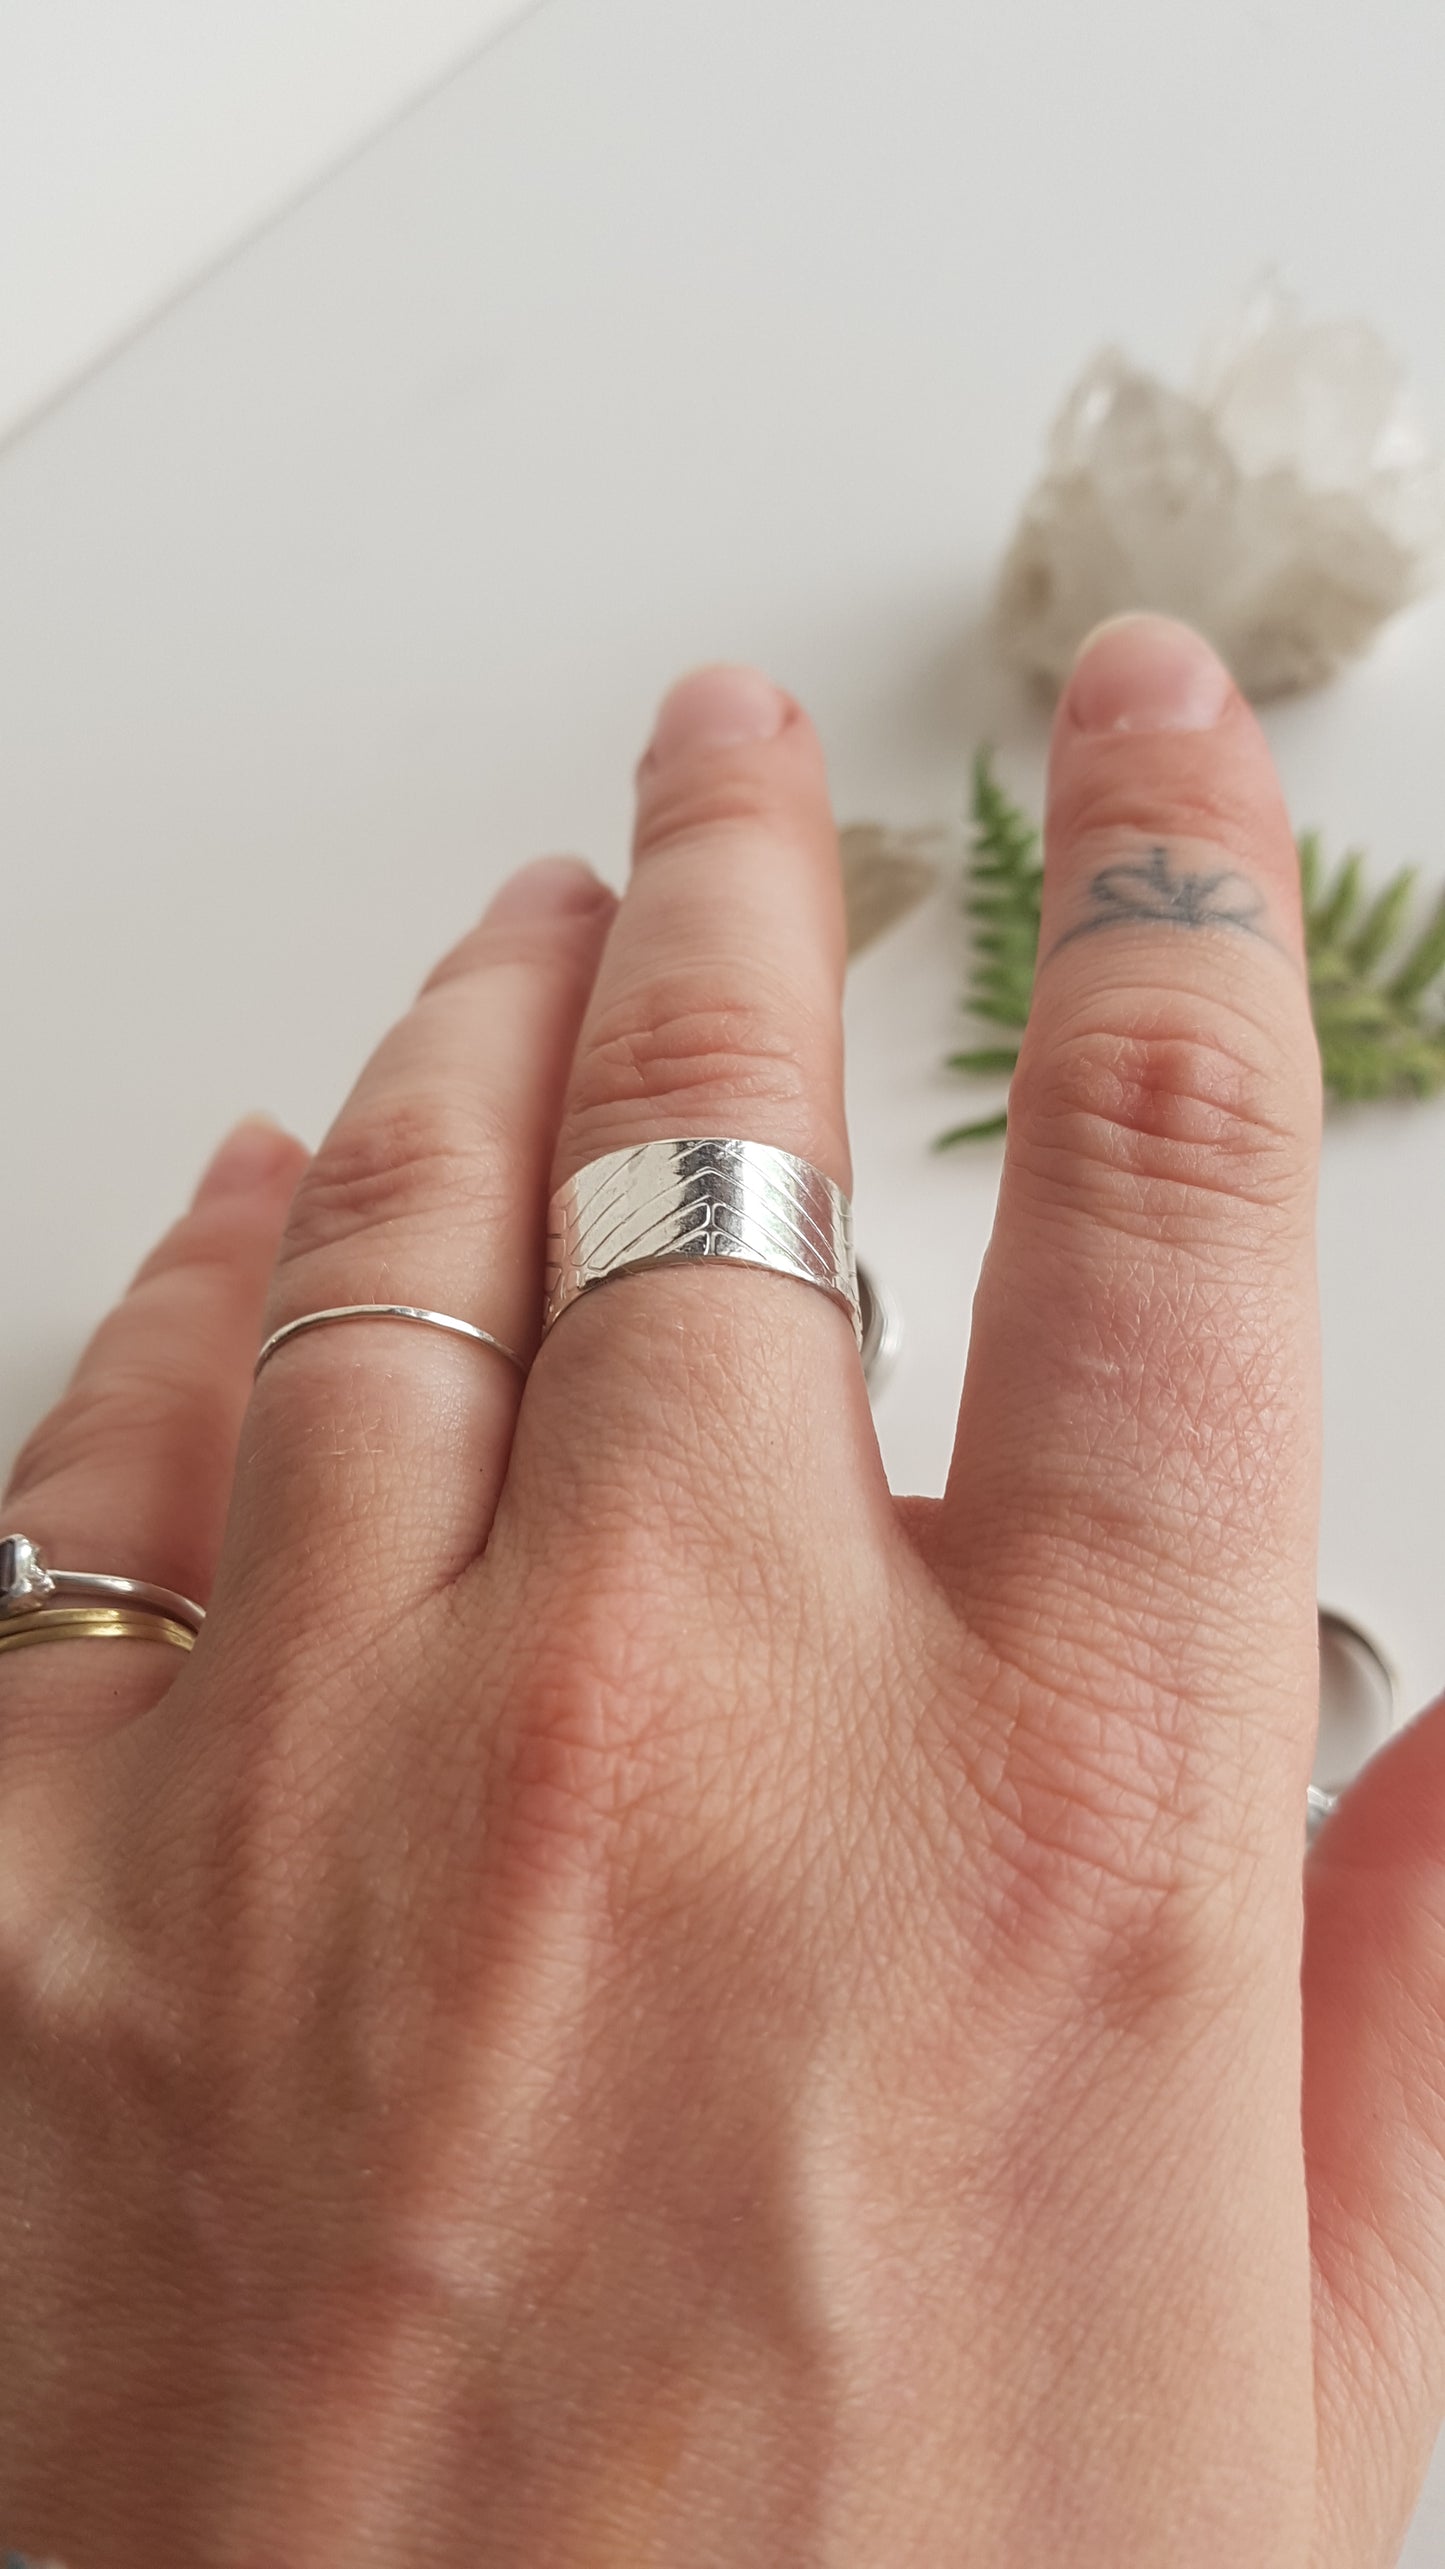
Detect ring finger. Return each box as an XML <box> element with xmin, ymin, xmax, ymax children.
<box><xmin>218</xmin><ymin>857</ymin><xmax>615</xmax><ymax>1639</ymax></box>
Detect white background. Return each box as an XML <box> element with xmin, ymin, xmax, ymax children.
<box><xmin>0</xmin><ymin>0</ymin><xmax>541</xmax><ymax>438</ymax></box>
<box><xmin>1</xmin><ymin>0</ymin><xmax>1443</xmax><ymax>2552</ymax></box>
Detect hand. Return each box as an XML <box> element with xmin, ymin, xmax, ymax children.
<box><xmin>3</xmin><ymin>619</ymin><xmax>1443</xmax><ymax>2568</ymax></box>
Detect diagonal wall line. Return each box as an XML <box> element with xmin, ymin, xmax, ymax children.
<box><xmin>0</xmin><ymin>0</ymin><xmax>558</xmax><ymax>460</ymax></box>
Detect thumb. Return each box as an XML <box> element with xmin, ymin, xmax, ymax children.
<box><xmin>1304</xmin><ymin>1691</ymin><xmax>1445</xmax><ymax>2565</ymax></box>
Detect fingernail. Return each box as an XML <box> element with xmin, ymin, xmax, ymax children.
<box><xmin>484</xmin><ymin>855</ymin><xmax>612</xmax><ymax>923</ymax></box>
<box><xmin>646</xmin><ymin>665</ymin><xmax>788</xmax><ymax>766</ymax></box>
<box><xmin>194</xmin><ymin>1114</ymin><xmax>298</xmax><ymax>1203</ymax></box>
<box><xmin>1065</xmin><ymin>613</ymin><xmax>1234</xmax><ymax>734</ymax></box>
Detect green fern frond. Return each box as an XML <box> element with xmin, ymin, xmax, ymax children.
<box><xmin>1387</xmin><ymin>887</ymin><xmax>1445</xmax><ymax>1005</ymax></box>
<box><xmin>1346</xmin><ymin>870</ymin><xmax>1415</xmax><ymax>975</ymax></box>
<box><xmin>941</xmin><ymin>755</ymin><xmax>1445</xmax><ymax>1143</ymax></box>
<box><xmin>958</xmin><ymin>747</ymin><xmax>1043</xmax><ymax>1028</ymax></box>
<box><xmin>1304</xmin><ymin>847</ymin><xmax>1445</xmax><ymax>1103</ymax></box>
<box><xmin>945</xmin><ymin>1046</ymin><xmax>1023</xmax><ymax>1075</ymax></box>
<box><xmin>1310</xmin><ymin>850</ymin><xmax>1367</xmax><ymax>946</ymax></box>
<box><xmin>934</xmin><ymin>1110</ymin><xmax>1012</xmax><ymax>1146</ymax></box>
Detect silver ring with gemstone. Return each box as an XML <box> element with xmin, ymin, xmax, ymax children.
<box><xmin>544</xmin><ymin>1137</ymin><xmax>861</xmax><ymax>1345</ymax></box>
<box><xmin>0</xmin><ymin>1531</ymin><xmax>205</xmax><ymax>1635</ymax></box>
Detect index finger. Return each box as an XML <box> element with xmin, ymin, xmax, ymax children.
<box><xmin>938</xmin><ymin>615</ymin><xmax>1322</xmax><ymax>1876</ymax></box>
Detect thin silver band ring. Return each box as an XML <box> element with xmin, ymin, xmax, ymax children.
<box><xmin>0</xmin><ymin>1532</ymin><xmax>205</xmax><ymax>1635</ymax></box>
<box><xmin>254</xmin><ymin>1303</ymin><xmax>527</xmax><ymax>1382</ymax></box>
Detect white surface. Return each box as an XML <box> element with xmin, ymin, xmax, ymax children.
<box><xmin>1</xmin><ymin>0</ymin><xmax>1443</xmax><ymax>2549</ymax></box>
<box><xmin>0</xmin><ymin>0</ymin><xmax>545</xmax><ymax>441</ymax></box>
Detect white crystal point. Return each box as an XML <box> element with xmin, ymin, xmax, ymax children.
<box><xmin>840</xmin><ymin>823</ymin><xmax>941</xmax><ymax>957</ymax></box>
<box><xmin>996</xmin><ymin>285</ymin><xmax>1445</xmax><ymax>700</ymax></box>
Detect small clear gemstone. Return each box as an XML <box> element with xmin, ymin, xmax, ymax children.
<box><xmin>0</xmin><ymin>1533</ymin><xmax>52</xmax><ymax>1609</ymax></box>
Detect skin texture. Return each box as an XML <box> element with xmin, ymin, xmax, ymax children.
<box><xmin>1</xmin><ymin>614</ymin><xmax>1443</xmax><ymax>2566</ymax></box>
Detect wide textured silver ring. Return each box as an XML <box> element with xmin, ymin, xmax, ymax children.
<box><xmin>0</xmin><ymin>1531</ymin><xmax>205</xmax><ymax>1635</ymax></box>
<box><xmin>544</xmin><ymin>1137</ymin><xmax>862</xmax><ymax>1345</ymax></box>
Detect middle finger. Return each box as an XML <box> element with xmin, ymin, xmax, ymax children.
<box><xmin>514</xmin><ymin>665</ymin><xmax>885</xmax><ymax>1549</ymax></box>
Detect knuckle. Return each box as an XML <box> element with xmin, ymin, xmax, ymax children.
<box><xmin>485</xmin><ymin>1488</ymin><xmax>806</xmax><ymax>1901</ymax></box>
<box><xmin>5</xmin><ymin>1401</ymin><xmax>84</xmax><ymax>1505</ymax></box>
<box><xmin>1053</xmin><ymin>767</ymin><xmax>1296</xmax><ymax>897</ymax></box>
<box><xmin>418</xmin><ymin>922</ymin><xmax>530</xmax><ymax>998</ymax></box>
<box><xmin>420</xmin><ymin>866</ymin><xmax>612</xmax><ymax>994</ymax></box>
<box><xmin>130</xmin><ymin>1205</ymin><xmax>270</xmax><ymax>1299</ymax></box>
<box><xmin>417</xmin><ymin>923</ymin><xmax>494</xmax><ymax>996</ymax></box>
<box><xmin>0</xmin><ymin>1805</ymin><xmax>87</xmax><ymax>2041</ymax></box>
<box><xmin>6</xmin><ymin>1373</ymin><xmax>180</xmax><ymax>1507</ymax></box>
<box><xmin>562</xmin><ymin>969</ymin><xmax>828</xmax><ymax>1165</ymax></box>
<box><xmin>634</xmin><ymin>777</ymin><xmax>789</xmax><ymax>863</ymax></box>
<box><xmin>1009</xmin><ymin>1003</ymin><xmax>1314</xmax><ymax>1227</ymax></box>
<box><xmin>131</xmin><ymin>1221</ymin><xmax>239</xmax><ymax>1293</ymax></box>
<box><xmin>936</xmin><ymin>1656</ymin><xmax>1241</xmax><ymax>2014</ymax></box>
<box><xmin>491</xmin><ymin>1566</ymin><xmax>706</xmax><ymax>1893</ymax></box>
<box><xmin>495</xmin><ymin>1658</ymin><xmax>665</xmax><ymax>1891</ymax></box>
<box><xmin>278</xmin><ymin>1092</ymin><xmax>510</xmax><ymax>1272</ymax></box>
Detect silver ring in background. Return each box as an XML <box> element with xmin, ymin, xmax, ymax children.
<box><xmin>856</xmin><ymin>1260</ymin><xmax>901</xmax><ymax>1394</ymax></box>
<box><xmin>1306</xmin><ymin>1784</ymin><xmax>1339</xmax><ymax>1834</ymax></box>
<box><xmin>0</xmin><ymin>1531</ymin><xmax>205</xmax><ymax>1635</ymax></box>
<box><xmin>544</xmin><ymin>1138</ymin><xmax>861</xmax><ymax>1347</ymax></box>
<box><xmin>254</xmin><ymin>1303</ymin><xmax>527</xmax><ymax>1382</ymax></box>
<box><xmin>1308</xmin><ymin>1604</ymin><xmax>1401</xmax><ymax>1839</ymax></box>
<box><xmin>1317</xmin><ymin>1604</ymin><xmax>1399</xmax><ymax>1732</ymax></box>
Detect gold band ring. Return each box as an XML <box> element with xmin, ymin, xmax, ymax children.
<box><xmin>0</xmin><ymin>1604</ymin><xmax>196</xmax><ymax>1658</ymax></box>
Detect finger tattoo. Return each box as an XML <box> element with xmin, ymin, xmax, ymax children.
<box><xmin>1048</xmin><ymin>846</ymin><xmax>1273</xmax><ymax>958</ymax></box>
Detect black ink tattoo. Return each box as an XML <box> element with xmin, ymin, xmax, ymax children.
<box><xmin>1050</xmin><ymin>847</ymin><xmax>1269</xmax><ymax>954</ymax></box>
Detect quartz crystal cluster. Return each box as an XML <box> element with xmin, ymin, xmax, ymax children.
<box><xmin>996</xmin><ymin>286</ymin><xmax>1445</xmax><ymax>698</ymax></box>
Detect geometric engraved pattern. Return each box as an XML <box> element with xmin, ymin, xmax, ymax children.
<box><xmin>544</xmin><ymin>1135</ymin><xmax>861</xmax><ymax>1345</ymax></box>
